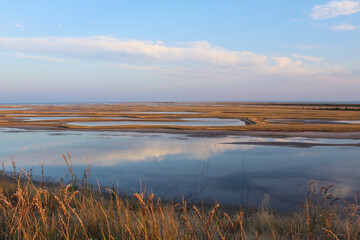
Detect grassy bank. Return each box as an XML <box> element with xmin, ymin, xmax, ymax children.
<box><xmin>0</xmin><ymin>158</ymin><xmax>360</xmax><ymax>239</ymax></box>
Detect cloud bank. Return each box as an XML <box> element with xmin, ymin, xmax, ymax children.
<box><xmin>0</xmin><ymin>36</ymin><xmax>345</xmax><ymax>80</ymax></box>
<box><xmin>311</xmin><ymin>0</ymin><xmax>360</xmax><ymax>20</ymax></box>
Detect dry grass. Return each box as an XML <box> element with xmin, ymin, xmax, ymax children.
<box><xmin>1</xmin><ymin>102</ymin><xmax>360</xmax><ymax>132</ymax></box>
<box><xmin>0</xmin><ymin>159</ymin><xmax>360</xmax><ymax>239</ymax></box>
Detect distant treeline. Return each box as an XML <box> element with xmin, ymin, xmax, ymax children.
<box><xmin>257</xmin><ymin>102</ymin><xmax>360</xmax><ymax>107</ymax></box>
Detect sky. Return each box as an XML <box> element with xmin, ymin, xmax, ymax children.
<box><xmin>0</xmin><ymin>0</ymin><xmax>359</xmax><ymax>103</ymax></box>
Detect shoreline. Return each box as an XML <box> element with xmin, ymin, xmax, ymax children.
<box><xmin>3</xmin><ymin>124</ymin><xmax>360</xmax><ymax>140</ymax></box>
<box><xmin>2</xmin><ymin>102</ymin><xmax>360</xmax><ymax>135</ymax></box>
<box><xmin>2</xmin><ymin>173</ymin><xmax>357</xmax><ymax>239</ymax></box>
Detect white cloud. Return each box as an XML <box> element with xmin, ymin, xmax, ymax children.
<box><xmin>330</xmin><ymin>23</ymin><xmax>358</xmax><ymax>30</ymax></box>
<box><xmin>311</xmin><ymin>0</ymin><xmax>360</xmax><ymax>20</ymax></box>
<box><xmin>291</xmin><ymin>54</ymin><xmax>324</xmax><ymax>63</ymax></box>
<box><xmin>0</xmin><ymin>35</ymin><xmax>345</xmax><ymax>79</ymax></box>
<box><xmin>297</xmin><ymin>44</ymin><xmax>324</xmax><ymax>50</ymax></box>
<box><xmin>13</xmin><ymin>52</ymin><xmax>70</xmax><ymax>62</ymax></box>
<box><xmin>13</xmin><ymin>23</ymin><xmax>23</xmax><ymax>28</ymax></box>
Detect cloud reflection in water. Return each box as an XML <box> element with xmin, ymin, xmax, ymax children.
<box><xmin>1</xmin><ymin>130</ymin><xmax>360</xmax><ymax>210</ymax></box>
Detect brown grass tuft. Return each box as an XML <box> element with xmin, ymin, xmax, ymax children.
<box><xmin>0</xmin><ymin>158</ymin><xmax>359</xmax><ymax>239</ymax></box>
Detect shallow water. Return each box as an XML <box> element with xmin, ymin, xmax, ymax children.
<box><xmin>123</xmin><ymin>111</ymin><xmax>198</xmax><ymax>114</ymax></box>
<box><xmin>22</xmin><ymin>117</ymin><xmax>89</xmax><ymax>121</ymax></box>
<box><xmin>266</xmin><ymin>118</ymin><xmax>360</xmax><ymax>125</ymax></box>
<box><xmin>21</xmin><ymin>116</ymin><xmax>135</xmax><ymax>121</ymax></box>
<box><xmin>0</xmin><ymin>108</ymin><xmax>29</xmax><ymax>111</ymax></box>
<box><xmin>1</xmin><ymin>128</ymin><xmax>360</xmax><ymax>210</ymax></box>
<box><xmin>67</xmin><ymin>118</ymin><xmax>246</xmax><ymax>127</ymax></box>
<box><xmin>340</xmin><ymin>120</ymin><xmax>360</xmax><ymax>124</ymax></box>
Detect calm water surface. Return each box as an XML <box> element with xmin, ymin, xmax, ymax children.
<box><xmin>266</xmin><ymin>119</ymin><xmax>360</xmax><ymax>125</ymax></box>
<box><xmin>21</xmin><ymin>117</ymin><xmax>135</xmax><ymax>121</ymax></box>
<box><xmin>1</xmin><ymin>128</ymin><xmax>360</xmax><ymax>210</ymax></box>
<box><xmin>67</xmin><ymin>118</ymin><xmax>246</xmax><ymax>127</ymax></box>
<box><xmin>0</xmin><ymin>108</ymin><xmax>29</xmax><ymax>111</ymax></box>
<box><xmin>124</xmin><ymin>111</ymin><xmax>198</xmax><ymax>114</ymax></box>
<box><xmin>22</xmin><ymin>117</ymin><xmax>89</xmax><ymax>121</ymax></box>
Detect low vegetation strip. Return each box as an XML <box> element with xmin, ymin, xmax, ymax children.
<box><xmin>1</xmin><ymin>102</ymin><xmax>360</xmax><ymax>132</ymax></box>
<box><xmin>0</xmin><ymin>156</ymin><xmax>360</xmax><ymax>239</ymax></box>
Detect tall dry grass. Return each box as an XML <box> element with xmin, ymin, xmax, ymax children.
<box><xmin>0</xmin><ymin>157</ymin><xmax>360</xmax><ymax>239</ymax></box>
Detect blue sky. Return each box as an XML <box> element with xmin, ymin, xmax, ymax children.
<box><xmin>0</xmin><ymin>0</ymin><xmax>359</xmax><ymax>103</ymax></box>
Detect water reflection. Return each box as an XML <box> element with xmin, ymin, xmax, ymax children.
<box><xmin>0</xmin><ymin>129</ymin><xmax>360</xmax><ymax>210</ymax></box>
<box><xmin>124</xmin><ymin>111</ymin><xmax>198</xmax><ymax>114</ymax></box>
<box><xmin>22</xmin><ymin>117</ymin><xmax>89</xmax><ymax>121</ymax></box>
<box><xmin>266</xmin><ymin>118</ymin><xmax>360</xmax><ymax>125</ymax></box>
<box><xmin>0</xmin><ymin>108</ymin><xmax>29</xmax><ymax>111</ymax></box>
<box><xmin>21</xmin><ymin>117</ymin><xmax>135</xmax><ymax>121</ymax></box>
<box><xmin>67</xmin><ymin>118</ymin><xmax>246</xmax><ymax>126</ymax></box>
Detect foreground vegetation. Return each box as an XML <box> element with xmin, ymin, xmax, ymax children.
<box><xmin>1</xmin><ymin>156</ymin><xmax>360</xmax><ymax>239</ymax></box>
